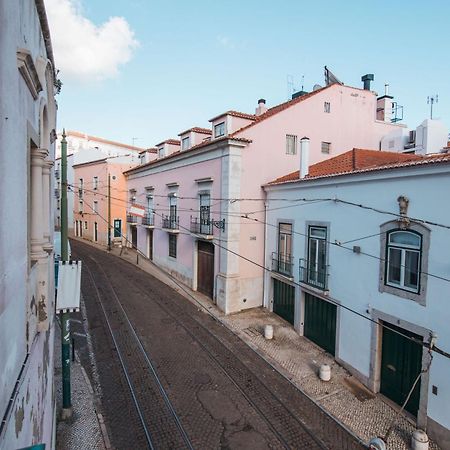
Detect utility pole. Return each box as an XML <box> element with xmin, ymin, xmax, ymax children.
<box><xmin>107</xmin><ymin>173</ymin><xmax>111</xmax><ymax>251</ymax></box>
<box><xmin>60</xmin><ymin>129</ymin><xmax>72</xmax><ymax>419</ymax></box>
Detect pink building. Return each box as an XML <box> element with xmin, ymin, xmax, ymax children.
<box><xmin>125</xmin><ymin>81</ymin><xmax>406</xmax><ymax>314</ymax></box>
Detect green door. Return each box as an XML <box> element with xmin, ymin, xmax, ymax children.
<box><xmin>273</xmin><ymin>279</ymin><xmax>295</xmax><ymax>326</ymax></box>
<box><xmin>380</xmin><ymin>323</ymin><xmax>422</xmax><ymax>416</ymax></box>
<box><xmin>304</xmin><ymin>293</ymin><xmax>336</xmax><ymax>355</ymax></box>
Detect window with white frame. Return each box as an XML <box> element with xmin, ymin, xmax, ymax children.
<box><xmin>79</xmin><ymin>200</ymin><xmax>83</xmax><ymax>213</ymax></box>
<box><xmin>286</xmin><ymin>135</ymin><xmax>297</xmax><ymax>155</ymax></box>
<box><xmin>169</xmin><ymin>234</ymin><xmax>177</xmax><ymax>258</ymax></box>
<box><xmin>307</xmin><ymin>226</ymin><xmax>327</xmax><ymax>288</ymax></box>
<box><xmin>324</xmin><ymin>102</ymin><xmax>331</xmax><ymax>113</ymax></box>
<box><xmin>182</xmin><ymin>136</ymin><xmax>190</xmax><ymax>150</ymax></box>
<box><xmin>79</xmin><ymin>178</ymin><xmax>84</xmax><ymax>199</ymax></box>
<box><xmin>169</xmin><ymin>195</ymin><xmax>177</xmax><ymax>227</ymax></box>
<box><xmin>93</xmin><ymin>200</ymin><xmax>98</xmax><ymax>213</ymax></box>
<box><xmin>277</xmin><ymin>223</ymin><xmax>293</xmax><ymax>275</ymax></box>
<box><xmin>158</xmin><ymin>147</ymin><xmax>164</xmax><ymax>158</ymax></box>
<box><xmin>321</xmin><ymin>142</ymin><xmax>331</xmax><ymax>154</ymax></box>
<box><xmin>84</xmin><ymin>221</ymin><xmax>88</xmax><ymax>230</ymax></box>
<box><xmin>386</xmin><ymin>230</ymin><xmax>422</xmax><ymax>293</ymax></box>
<box><xmin>93</xmin><ymin>176</ymin><xmax>98</xmax><ymax>190</ymax></box>
<box><xmin>199</xmin><ymin>193</ymin><xmax>211</xmax><ymax>234</ymax></box>
<box><xmin>214</xmin><ymin>122</ymin><xmax>225</xmax><ymax>138</ymax></box>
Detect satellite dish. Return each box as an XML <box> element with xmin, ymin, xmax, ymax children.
<box><xmin>313</xmin><ymin>84</ymin><xmax>322</xmax><ymax>91</ymax></box>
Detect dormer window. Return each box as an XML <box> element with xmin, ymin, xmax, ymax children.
<box><xmin>214</xmin><ymin>122</ymin><xmax>225</xmax><ymax>138</ymax></box>
<box><xmin>182</xmin><ymin>136</ymin><xmax>190</xmax><ymax>150</ymax></box>
<box><xmin>139</xmin><ymin>153</ymin><xmax>145</xmax><ymax>164</ymax></box>
<box><xmin>158</xmin><ymin>148</ymin><xmax>164</xmax><ymax>158</ymax></box>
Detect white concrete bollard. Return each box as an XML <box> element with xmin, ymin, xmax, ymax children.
<box><xmin>411</xmin><ymin>430</ymin><xmax>429</xmax><ymax>450</ymax></box>
<box><xmin>264</xmin><ymin>325</ymin><xmax>273</xmax><ymax>340</ymax></box>
<box><xmin>319</xmin><ymin>364</ymin><xmax>331</xmax><ymax>381</ymax></box>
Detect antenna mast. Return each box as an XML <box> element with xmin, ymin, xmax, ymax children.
<box><xmin>427</xmin><ymin>94</ymin><xmax>438</xmax><ymax>119</ymax></box>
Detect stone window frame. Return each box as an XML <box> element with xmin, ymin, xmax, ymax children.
<box><xmin>379</xmin><ymin>220</ymin><xmax>430</xmax><ymax>306</ymax></box>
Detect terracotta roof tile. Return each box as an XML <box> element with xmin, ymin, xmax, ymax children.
<box><xmin>124</xmin><ymin>136</ymin><xmax>251</xmax><ymax>175</ymax></box>
<box><xmin>209</xmin><ymin>110</ymin><xmax>256</xmax><ymax>122</ymax></box>
<box><xmin>178</xmin><ymin>127</ymin><xmax>212</xmax><ymax>136</ymax></box>
<box><xmin>155</xmin><ymin>139</ymin><xmax>181</xmax><ymax>146</ymax></box>
<box><xmin>268</xmin><ymin>149</ymin><xmax>450</xmax><ymax>185</ymax></box>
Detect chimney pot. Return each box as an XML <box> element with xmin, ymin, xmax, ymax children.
<box><xmin>258</xmin><ymin>98</ymin><xmax>266</xmax><ymax>105</ymax></box>
<box><xmin>255</xmin><ymin>98</ymin><xmax>268</xmax><ymax>116</ymax></box>
<box><xmin>361</xmin><ymin>74</ymin><xmax>374</xmax><ymax>90</ymax></box>
<box><xmin>300</xmin><ymin>137</ymin><xmax>310</xmax><ymax>178</ymax></box>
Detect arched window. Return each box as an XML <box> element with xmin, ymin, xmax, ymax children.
<box><xmin>386</xmin><ymin>230</ymin><xmax>422</xmax><ymax>293</ymax></box>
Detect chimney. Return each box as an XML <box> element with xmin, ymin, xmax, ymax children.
<box><xmin>361</xmin><ymin>74</ymin><xmax>374</xmax><ymax>90</ymax></box>
<box><xmin>300</xmin><ymin>137</ymin><xmax>310</xmax><ymax>178</ymax></box>
<box><xmin>255</xmin><ymin>98</ymin><xmax>268</xmax><ymax>116</ymax></box>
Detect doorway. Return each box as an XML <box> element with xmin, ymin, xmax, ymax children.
<box><xmin>197</xmin><ymin>241</ymin><xmax>214</xmax><ymax>298</ymax></box>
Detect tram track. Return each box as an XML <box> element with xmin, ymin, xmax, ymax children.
<box><xmin>74</xmin><ymin>240</ymin><xmax>363</xmax><ymax>450</ymax></box>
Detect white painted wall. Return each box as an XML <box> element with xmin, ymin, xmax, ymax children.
<box><xmin>0</xmin><ymin>1</ymin><xmax>57</xmax><ymax>448</ymax></box>
<box><xmin>264</xmin><ymin>163</ymin><xmax>450</xmax><ymax>444</ymax></box>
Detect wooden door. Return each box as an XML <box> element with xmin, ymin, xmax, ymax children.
<box><xmin>131</xmin><ymin>226</ymin><xmax>137</xmax><ymax>248</ymax></box>
<box><xmin>304</xmin><ymin>293</ymin><xmax>336</xmax><ymax>355</ymax></box>
<box><xmin>197</xmin><ymin>241</ymin><xmax>214</xmax><ymax>298</ymax></box>
<box><xmin>148</xmin><ymin>229</ymin><xmax>153</xmax><ymax>260</ymax></box>
<box><xmin>380</xmin><ymin>322</ymin><xmax>422</xmax><ymax>416</ymax></box>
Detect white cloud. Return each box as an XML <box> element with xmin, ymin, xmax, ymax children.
<box><xmin>45</xmin><ymin>0</ymin><xmax>139</xmax><ymax>82</ymax></box>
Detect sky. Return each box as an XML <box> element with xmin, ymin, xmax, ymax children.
<box><xmin>45</xmin><ymin>0</ymin><xmax>450</xmax><ymax>148</ymax></box>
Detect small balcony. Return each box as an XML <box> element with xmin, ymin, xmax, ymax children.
<box><xmin>127</xmin><ymin>214</ymin><xmax>138</xmax><ymax>225</ymax></box>
<box><xmin>271</xmin><ymin>252</ymin><xmax>294</xmax><ymax>278</ymax></box>
<box><xmin>54</xmin><ymin>188</ymin><xmax>60</xmax><ymax>199</ymax></box>
<box><xmin>55</xmin><ymin>169</ymin><xmax>60</xmax><ymax>179</ymax></box>
<box><xmin>162</xmin><ymin>215</ymin><xmax>179</xmax><ymax>232</ymax></box>
<box><xmin>141</xmin><ymin>213</ymin><xmax>155</xmax><ymax>228</ymax></box>
<box><xmin>190</xmin><ymin>216</ymin><xmax>213</xmax><ymax>237</ymax></box>
<box><xmin>299</xmin><ymin>258</ymin><xmax>329</xmax><ymax>291</ymax></box>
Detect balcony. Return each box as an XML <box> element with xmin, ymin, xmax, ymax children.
<box><xmin>271</xmin><ymin>252</ymin><xmax>294</xmax><ymax>278</ymax></box>
<box><xmin>54</xmin><ymin>188</ymin><xmax>60</xmax><ymax>199</ymax></box>
<box><xmin>127</xmin><ymin>214</ymin><xmax>138</xmax><ymax>225</ymax></box>
<box><xmin>141</xmin><ymin>213</ymin><xmax>155</xmax><ymax>228</ymax></box>
<box><xmin>55</xmin><ymin>169</ymin><xmax>60</xmax><ymax>179</ymax></box>
<box><xmin>190</xmin><ymin>216</ymin><xmax>213</xmax><ymax>237</ymax></box>
<box><xmin>162</xmin><ymin>215</ymin><xmax>179</xmax><ymax>232</ymax></box>
<box><xmin>299</xmin><ymin>258</ymin><xmax>329</xmax><ymax>291</ymax></box>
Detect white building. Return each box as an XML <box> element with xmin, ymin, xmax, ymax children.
<box><xmin>54</xmin><ymin>131</ymin><xmax>144</xmax><ymax>232</ymax></box>
<box><xmin>263</xmin><ymin>147</ymin><xmax>450</xmax><ymax>447</ymax></box>
<box><xmin>0</xmin><ymin>1</ymin><xmax>57</xmax><ymax>449</ymax></box>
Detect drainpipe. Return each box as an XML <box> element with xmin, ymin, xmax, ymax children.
<box><xmin>299</xmin><ymin>137</ymin><xmax>310</xmax><ymax>178</ymax></box>
<box><xmin>262</xmin><ymin>194</ymin><xmax>268</xmax><ymax>308</ymax></box>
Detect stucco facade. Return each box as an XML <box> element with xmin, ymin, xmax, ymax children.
<box><xmin>263</xmin><ymin>155</ymin><xmax>450</xmax><ymax>448</ymax></box>
<box><xmin>73</xmin><ymin>158</ymin><xmax>137</xmax><ymax>247</ymax></box>
<box><xmin>0</xmin><ymin>1</ymin><xmax>57</xmax><ymax>448</ymax></box>
<box><xmin>125</xmin><ymin>83</ymin><xmax>405</xmax><ymax>314</ymax></box>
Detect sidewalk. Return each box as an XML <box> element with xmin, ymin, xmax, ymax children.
<box><xmin>54</xmin><ymin>316</ymin><xmax>109</xmax><ymax>450</ymax></box>
<box><xmin>74</xmin><ymin>237</ymin><xmax>439</xmax><ymax>449</ymax></box>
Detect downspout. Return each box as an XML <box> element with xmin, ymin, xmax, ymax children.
<box><xmin>262</xmin><ymin>190</ymin><xmax>268</xmax><ymax>308</ymax></box>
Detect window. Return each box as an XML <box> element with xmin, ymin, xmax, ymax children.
<box><xmin>139</xmin><ymin>154</ymin><xmax>145</xmax><ymax>164</ymax></box>
<box><xmin>93</xmin><ymin>176</ymin><xmax>98</xmax><ymax>190</ymax></box>
<box><xmin>147</xmin><ymin>195</ymin><xmax>153</xmax><ymax>213</ymax></box>
<box><xmin>79</xmin><ymin>178</ymin><xmax>84</xmax><ymax>199</ymax></box>
<box><xmin>286</xmin><ymin>135</ymin><xmax>297</xmax><ymax>155</ymax></box>
<box><xmin>84</xmin><ymin>221</ymin><xmax>88</xmax><ymax>230</ymax></box>
<box><xmin>158</xmin><ymin>147</ymin><xmax>164</xmax><ymax>158</ymax></box>
<box><xmin>199</xmin><ymin>193</ymin><xmax>211</xmax><ymax>234</ymax></box>
<box><xmin>79</xmin><ymin>200</ymin><xmax>83</xmax><ymax>213</ymax></box>
<box><xmin>113</xmin><ymin>219</ymin><xmax>122</xmax><ymax>238</ymax></box>
<box><xmin>214</xmin><ymin>122</ymin><xmax>225</xmax><ymax>138</ymax></box>
<box><xmin>169</xmin><ymin>195</ymin><xmax>177</xmax><ymax>227</ymax></box>
<box><xmin>324</xmin><ymin>102</ymin><xmax>331</xmax><ymax>113</ymax></box>
<box><xmin>307</xmin><ymin>226</ymin><xmax>327</xmax><ymax>288</ymax></box>
<box><xmin>386</xmin><ymin>230</ymin><xmax>421</xmax><ymax>293</ymax></box>
<box><xmin>169</xmin><ymin>234</ymin><xmax>177</xmax><ymax>258</ymax></box>
<box><xmin>277</xmin><ymin>223</ymin><xmax>293</xmax><ymax>275</ymax></box>
<box><xmin>93</xmin><ymin>201</ymin><xmax>98</xmax><ymax>213</ymax></box>
<box><xmin>182</xmin><ymin>136</ymin><xmax>190</xmax><ymax>150</ymax></box>
<box><xmin>321</xmin><ymin>142</ymin><xmax>331</xmax><ymax>154</ymax></box>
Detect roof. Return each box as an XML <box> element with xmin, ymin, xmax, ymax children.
<box><xmin>178</xmin><ymin>127</ymin><xmax>212</xmax><ymax>136</ymax></box>
<box><xmin>124</xmin><ymin>135</ymin><xmax>252</xmax><ymax>175</ymax></box>
<box><xmin>64</xmin><ymin>130</ymin><xmax>145</xmax><ymax>152</ymax></box>
<box><xmin>267</xmin><ymin>149</ymin><xmax>450</xmax><ymax>185</ymax></box>
<box><xmin>155</xmin><ymin>139</ymin><xmax>181</xmax><ymax>147</ymax></box>
<box><xmin>72</xmin><ymin>157</ymin><xmax>107</xmax><ymax>168</ymax></box>
<box><xmin>139</xmin><ymin>148</ymin><xmax>158</xmax><ymax>155</ymax></box>
<box><xmin>230</xmin><ymin>84</ymin><xmax>339</xmax><ymax>138</ymax></box>
<box><xmin>209</xmin><ymin>110</ymin><xmax>256</xmax><ymax>122</ymax></box>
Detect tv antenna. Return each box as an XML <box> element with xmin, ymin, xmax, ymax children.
<box><xmin>132</xmin><ymin>137</ymin><xmax>140</xmax><ymax>146</ymax></box>
<box><xmin>287</xmin><ymin>75</ymin><xmax>295</xmax><ymax>100</ymax></box>
<box><xmin>427</xmin><ymin>95</ymin><xmax>438</xmax><ymax>119</ymax></box>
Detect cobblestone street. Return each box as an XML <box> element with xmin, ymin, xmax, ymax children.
<box><xmin>70</xmin><ymin>239</ymin><xmax>363</xmax><ymax>449</ymax></box>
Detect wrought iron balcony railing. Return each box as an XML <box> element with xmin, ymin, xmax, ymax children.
<box><xmin>162</xmin><ymin>215</ymin><xmax>179</xmax><ymax>230</ymax></box>
<box><xmin>141</xmin><ymin>213</ymin><xmax>155</xmax><ymax>227</ymax></box>
<box><xmin>190</xmin><ymin>216</ymin><xmax>213</xmax><ymax>235</ymax></box>
<box><xmin>271</xmin><ymin>252</ymin><xmax>294</xmax><ymax>277</ymax></box>
<box><xmin>55</xmin><ymin>169</ymin><xmax>60</xmax><ymax>179</ymax></box>
<box><xmin>299</xmin><ymin>258</ymin><xmax>329</xmax><ymax>290</ymax></box>
<box><xmin>126</xmin><ymin>214</ymin><xmax>137</xmax><ymax>224</ymax></box>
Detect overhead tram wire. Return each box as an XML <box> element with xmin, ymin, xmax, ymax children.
<box><xmin>72</xmin><ymin>192</ymin><xmax>450</xmax><ymax>360</ymax></box>
<box><xmin>70</xmin><ymin>183</ymin><xmax>450</xmax><ymax>285</ymax></box>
